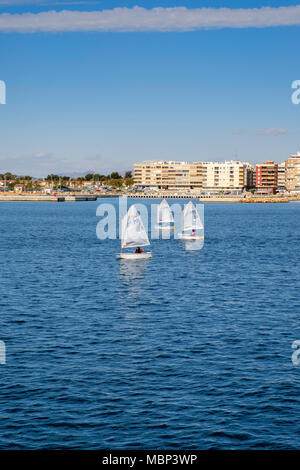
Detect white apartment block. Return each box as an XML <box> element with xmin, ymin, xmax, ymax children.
<box><xmin>134</xmin><ymin>160</ymin><xmax>253</xmax><ymax>191</ymax></box>
<box><xmin>133</xmin><ymin>161</ymin><xmax>202</xmax><ymax>190</ymax></box>
<box><xmin>202</xmin><ymin>161</ymin><xmax>253</xmax><ymax>192</ymax></box>
<box><xmin>286</xmin><ymin>152</ymin><xmax>300</xmax><ymax>192</ymax></box>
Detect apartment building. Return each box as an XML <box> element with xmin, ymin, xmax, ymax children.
<box><xmin>202</xmin><ymin>161</ymin><xmax>254</xmax><ymax>193</ymax></box>
<box><xmin>285</xmin><ymin>152</ymin><xmax>300</xmax><ymax>192</ymax></box>
<box><xmin>277</xmin><ymin>162</ymin><xmax>286</xmax><ymax>191</ymax></box>
<box><xmin>133</xmin><ymin>161</ymin><xmax>203</xmax><ymax>190</ymax></box>
<box><xmin>255</xmin><ymin>161</ymin><xmax>278</xmax><ymax>194</ymax></box>
<box><xmin>134</xmin><ymin>160</ymin><xmax>253</xmax><ymax>192</ymax></box>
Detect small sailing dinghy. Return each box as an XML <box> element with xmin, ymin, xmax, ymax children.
<box><xmin>155</xmin><ymin>199</ymin><xmax>174</xmax><ymax>231</ymax></box>
<box><xmin>117</xmin><ymin>205</ymin><xmax>152</xmax><ymax>260</ymax></box>
<box><xmin>178</xmin><ymin>201</ymin><xmax>204</xmax><ymax>241</ymax></box>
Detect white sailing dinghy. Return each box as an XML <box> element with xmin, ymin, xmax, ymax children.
<box><xmin>155</xmin><ymin>199</ymin><xmax>174</xmax><ymax>231</ymax></box>
<box><xmin>117</xmin><ymin>205</ymin><xmax>152</xmax><ymax>260</ymax></box>
<box><xmin>178</xmin><ymin>201</ymin><xmax>204</xmax><ymax>241</ymax></box>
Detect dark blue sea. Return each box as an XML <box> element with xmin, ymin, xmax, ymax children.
<box><xmin>0</xmin><ymin>199</ymin><xmax>300</xmax><ymax>449</ymax></box>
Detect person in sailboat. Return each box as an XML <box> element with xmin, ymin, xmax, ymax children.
<box><xmin>191</xmin><ymin>229</ymin><xmax>195</xmax><ymax>236</ymax></box>
<box><xmin>134</xmin><ymin>247</ymin><xmax>143</xmax><ymax>254</ymax></box>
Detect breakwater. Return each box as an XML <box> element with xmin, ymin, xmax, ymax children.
<box><xmin>0</xmin><ymin>194</ymin><xmax>99</xmax><ymax>202</ymax></box>
<box><xmin>0</xmin><ymin>192</ymin><xmax>295</xmax><ymax>203</ymax></box>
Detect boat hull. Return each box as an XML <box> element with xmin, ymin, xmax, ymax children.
<box><xmin>116</xmin><ymin>252</ymin><xmax>152</xmax><ymax>260</ymax></box>
<box><xmin>155</xmin><ymin>225</ymin><xmax>172</xmax><ymax>230</ymax></box>
<box><xmin>178</xmin><ymin>234</ymin><xmax>204</xmax><ymax>241</ymax></box>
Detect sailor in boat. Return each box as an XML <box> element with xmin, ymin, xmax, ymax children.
<box><xmin>191</xmin><ymin>229</ymin><xmax>195</xmax><ymax>237</ymax></box>
<box><xmin>117</xmin><ymin>204</ymin><xmax>152</xmax><ymax>259</ymax></box>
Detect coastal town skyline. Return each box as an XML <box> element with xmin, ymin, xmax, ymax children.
<box><xmin>1</xmin><ymin>152</ymin><xmax>300</xmax><ymax>195</ymax></box>
<box><xmin>1</xmin><ymin>1</ymin><xmax>300</xmax><ymax>176</ymax></box>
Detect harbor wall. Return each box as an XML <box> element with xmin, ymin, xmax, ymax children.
<box><xmin>0</xmin><ymin>192</ymin><xmax>296</xmax><ymax>203</ymax></box>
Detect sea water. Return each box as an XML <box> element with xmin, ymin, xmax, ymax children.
<box><xmin>0</xmin><ymin>199</ymin><xmax>299</xmax><ymax>449</ymax></box>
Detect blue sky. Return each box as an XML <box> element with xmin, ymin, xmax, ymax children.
<box><xmin>0</xmin><ymin>0</ymin><xmax>300</xmax><ymax>176</ymax></box>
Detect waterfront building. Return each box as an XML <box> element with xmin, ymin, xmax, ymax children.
<box><xmin>201</xmin><ymin>161</ymin><xmax>254</xmax><ymax>194</ymax></box>
<box><xmin>14</xmin><ymin>184</ymin><xmax>25</xmax><ymax>192</ymax></box>
<box><xmin>133</xmin><ymin>161</ymin><xmax>203</xmax><ymax>190</ymax></box>
<box><xmin>255</xmin><ymin>161</ymin><xmax>278</xmax><ymax>194</ymax></box>
<box><xmin>133</xmin><ymin>160</ymin><xmax>253</xmax><ymax>192</ymax></box>
<box><xmin>285</xmin><ymin>152</ymin><xmax>300</xmax><ymax>192</ymax></box>
<box><xmin>277</xmin><ymin>162</ymin><xmax>286</xmax><ymax>191</ymax></box>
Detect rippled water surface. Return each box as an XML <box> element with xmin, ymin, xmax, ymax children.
<box><xmin>0</xmin><ymin>199</ymin><xmax>300</xmax><ymax>449</ymax></box>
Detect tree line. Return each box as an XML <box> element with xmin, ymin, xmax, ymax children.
<box><xmin>0</xmin><ymin>171</ymin><xmax>134</xmax><ymax>189</ymax></box>
<box><xmin>45</xmin><ymin>171</ymin><xmax>134</xmax><ymax>188</ymax></box>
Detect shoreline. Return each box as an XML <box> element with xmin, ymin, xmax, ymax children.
<box><xmin>0</xmin><ymin>193</ymin><xmax>296</xmax><ymax>203</ymax></box>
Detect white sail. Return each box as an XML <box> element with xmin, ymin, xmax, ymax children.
<box><xmin>182</xmin><ymin>201</ymin><xmax>203</xmax><ymax>232</ymax></box>
<box><xmin>156</xmin><ymin>199</ymin><xmax>174</xmax><ymax>224</ymax></box>
<box><xmin>121</xmin><ymin>205</ymin><xmax>150</xmax><ymax>249</ymax></box>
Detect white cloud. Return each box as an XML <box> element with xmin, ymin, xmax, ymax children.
<box><xmin>34</xmin><ymin>152</ymin><xmax>52</xmax><ymax>158</ymax></box>
<box><xmin>234</xmin><ymin>129</ymin><xmax>247</xmax><ymax>135</ymax></box>
<box><xmin>1</xmin><ymin>5</ymin><xmax>300</xmax><ymax>33</ymax></box>
<box><xmin>255</xmin><ymin>127</ymin><xmax>287</xmax><ymax>136</ymax></box>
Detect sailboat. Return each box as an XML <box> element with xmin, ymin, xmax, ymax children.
<box><xmin>116</xmin><ymin>205</ymin><xmax>152</xmax><ymax>260</ymax></box>
<box><xmin>155</xmin><ymin>199</ymin><xmax>174</xmax><ymax>231</ymax></box>
<box><xmin>178</xmin><ymin>201</ymin><xmax>204</xmax><ymax>241</ymax></box>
